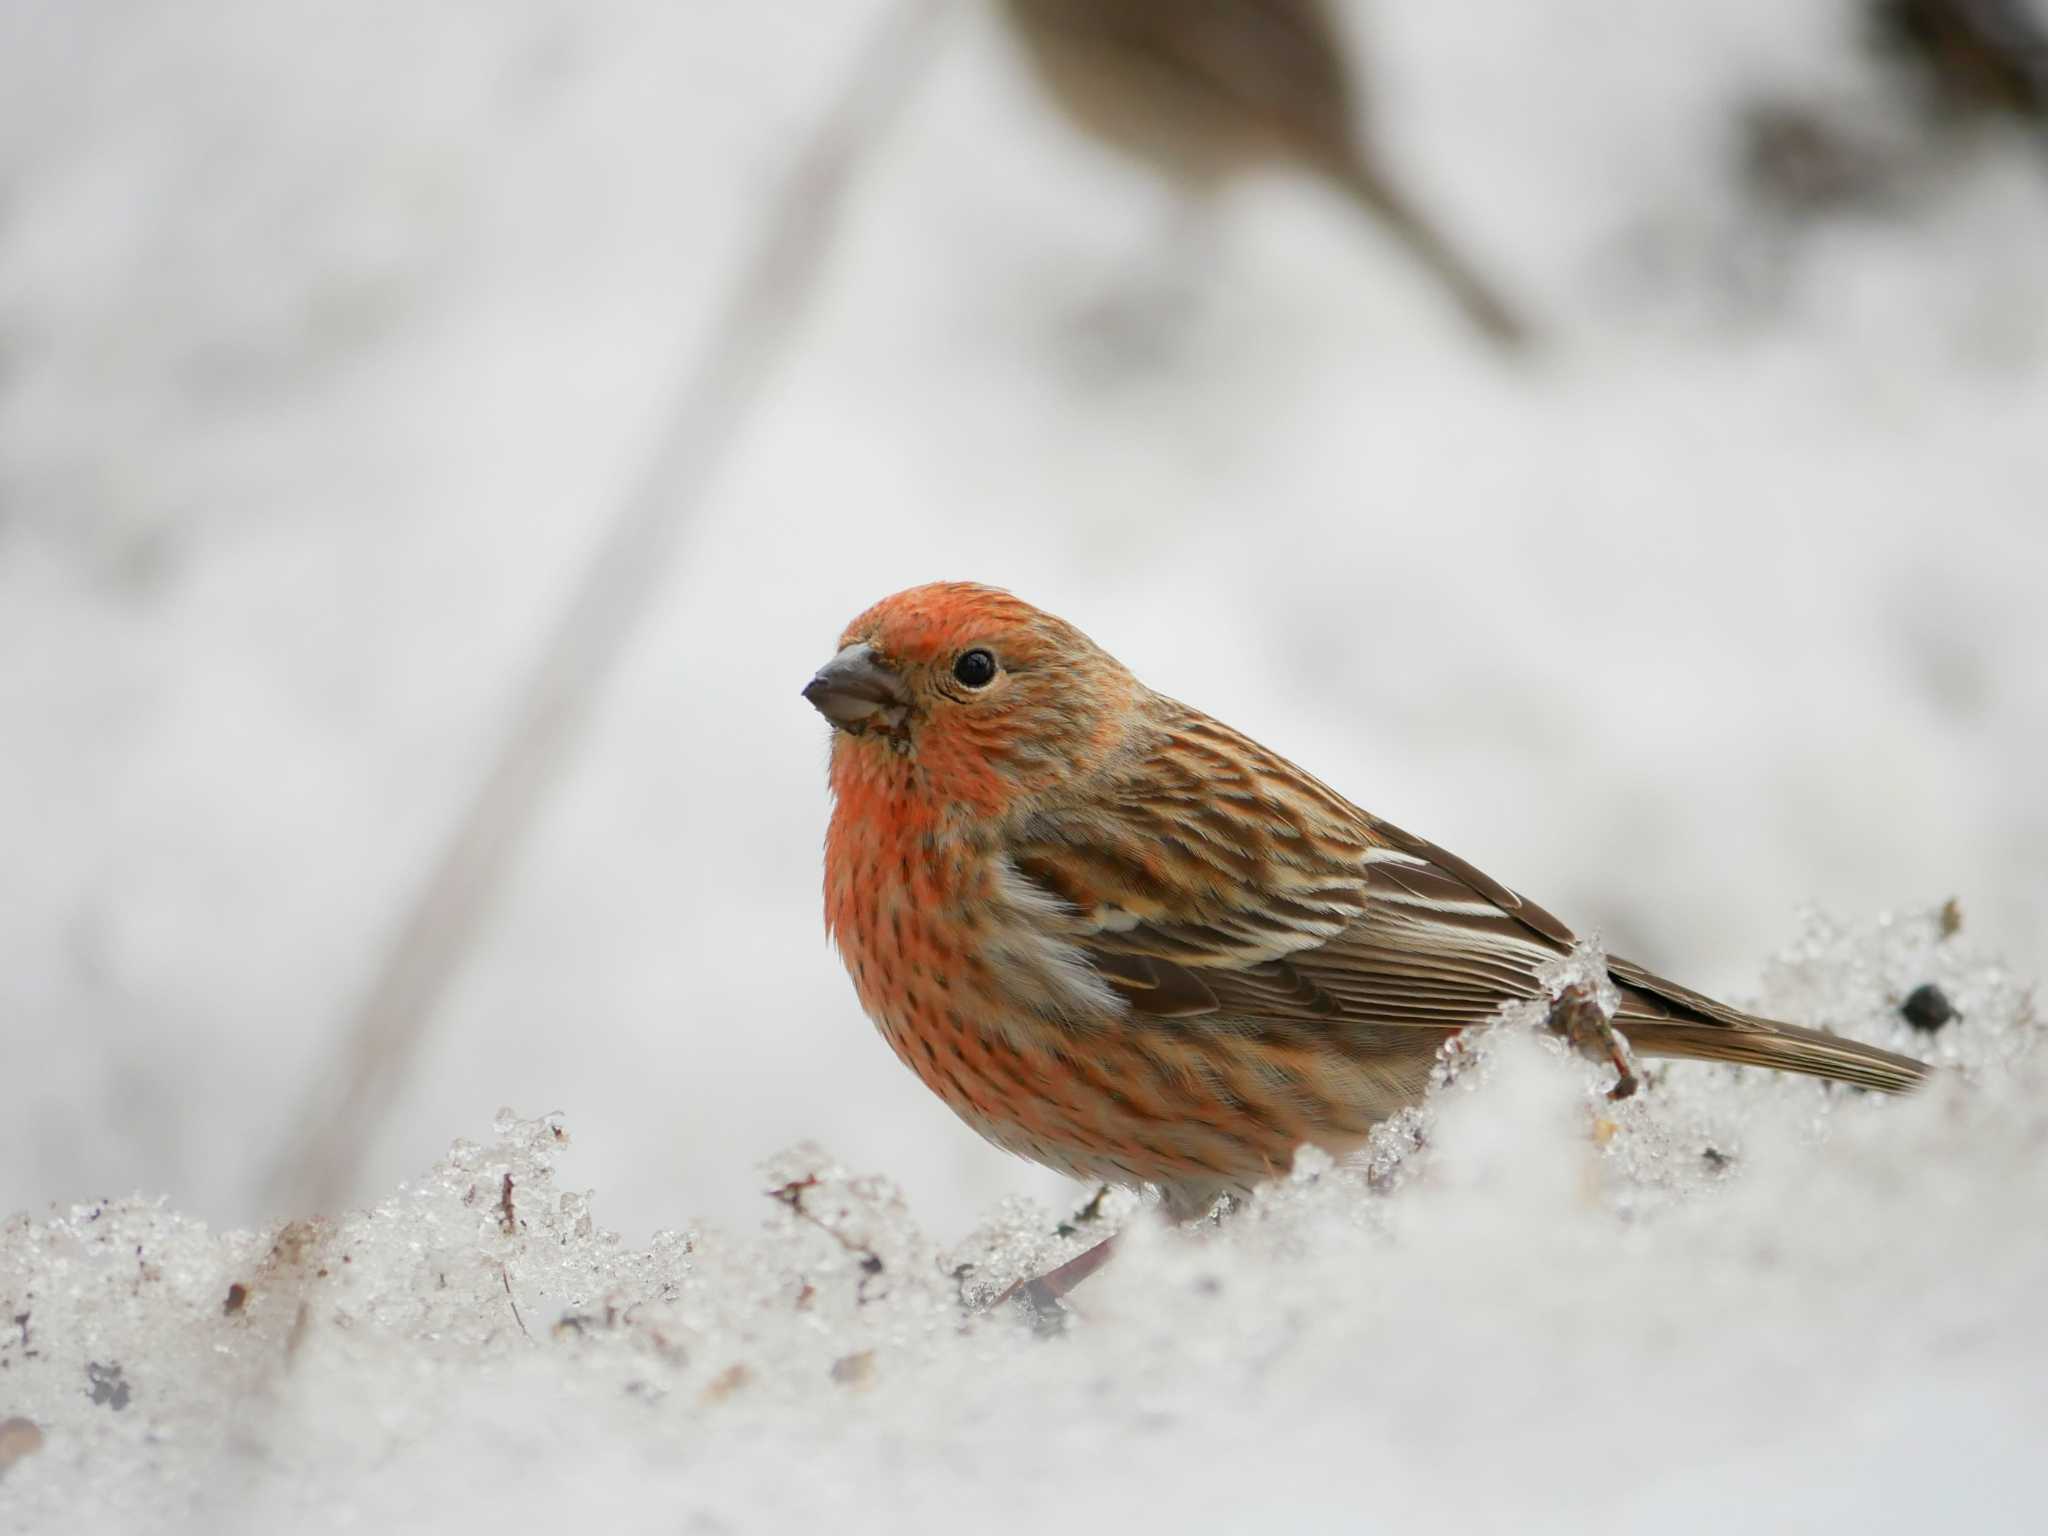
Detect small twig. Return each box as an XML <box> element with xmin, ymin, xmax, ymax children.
<box><xmin>501</xmin><ymin>1265</ymin><xmax>532</xmax><ymax>1343</ymax></box>
<box><xmin>1547</xmin><ymin>981</ymin><xmax>1642</xmax><ymax>1101</ymax></box>
<box><xmin>768</xmin><ymin>1177</ymin><xmax>888</xmax><ymax>1304</ymax></box>
<box><xmin>1055</xmin><ymin>1183</ymin><xmax>1111</xmax><ymax>1236</ymax></box>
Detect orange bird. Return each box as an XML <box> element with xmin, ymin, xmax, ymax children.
<box><xmin>807</xmin><ymin>584</ymin><xmax>1925</xmax><ymax>1251</ymax></box>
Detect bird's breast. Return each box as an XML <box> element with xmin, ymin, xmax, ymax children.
<box><xmin>825</xmin><ymin>802</ymin><xmax>1121</xmax><ymax>1077</ymax></box>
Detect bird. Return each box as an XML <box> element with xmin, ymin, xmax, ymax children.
<box><xmin>1000</xmin><ymin>0</ymin><xmax>1532</xmax><ymax>346</ymax></box>
<box><xmin>806</xmin><ymin>583</ymin><xmax>1928</xmax><ymax>1294</ymax></box>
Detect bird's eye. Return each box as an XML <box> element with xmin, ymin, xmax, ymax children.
<box><xmin>952</xmin><ymin>648</ymin><xmax>997</xmax><ymax>689</ymax></box>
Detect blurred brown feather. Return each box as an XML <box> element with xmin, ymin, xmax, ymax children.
<box><xmin>1874</xmin><ymin>0</ymin><xmax>2048</xmax><ymax>120</ymax></box>
<box><xmin>1002</xmin><ymin>0</ymin><xmax>1533</xmax><ymax>346</ymax></box>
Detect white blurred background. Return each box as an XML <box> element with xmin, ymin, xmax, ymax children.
<box><xmin>3</xmin><ymin>0</ymin><xmax>2044</xmax><ymax>1243</ymax></box>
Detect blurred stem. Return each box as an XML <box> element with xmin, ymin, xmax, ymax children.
<box><xmin>267</xmin><ymin>0</ymin><xmax>953</xmax><ymax>1218</ymax></box>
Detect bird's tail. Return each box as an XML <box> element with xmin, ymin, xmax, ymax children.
<box><xmin>1612</xmin><ymin>956</ymin><xmax>1930</xmax><ymax>1094</ymax></box>
<box><xmin>1621</xmin><ymin>1013</ymin><xmax>1930</xmax><ymax>1093</ymax></box>
<box><xmin>1331</xmin><ymin>152</ymin><xmax>1532</xmax><ymax>349</ymax></box>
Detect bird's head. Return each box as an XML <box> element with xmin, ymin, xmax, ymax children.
<box><xmin>805</xmin><ymin>582</ymin><xmax>1141</xmax><ymax>818</ymax></box>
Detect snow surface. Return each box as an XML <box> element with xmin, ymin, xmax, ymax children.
<box><xmin>3</xmin><ymin>910</ymin><xmax>2043</xmax><ymax>1531</ymax></box>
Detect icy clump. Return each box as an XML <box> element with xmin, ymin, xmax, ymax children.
<box><xmin>3</xmin><ymin>909</ymin><xmax>2044</xmax><ymax>1533</ymax></box>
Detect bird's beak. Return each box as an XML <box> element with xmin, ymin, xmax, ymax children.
<box><xmin>802</xmin><ymin>643</ymin><xmax>909</xmax><ymax>733</ymax></box>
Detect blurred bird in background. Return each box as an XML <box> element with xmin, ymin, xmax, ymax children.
<box><xmin>1001</xmin><ymin>0</ymin><xmax>1533</xmax><ymax>346</ymax></box>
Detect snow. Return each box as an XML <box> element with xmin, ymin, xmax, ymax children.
<box><xmin>3</xmin><ymin>909</ymin><xmax>2043</xmax><ymax>1531</ymax></box>
<box><xmin>5</xmin><ymin>0</ymin><xmax>2048</xmax><ymax>1525</ymax></box>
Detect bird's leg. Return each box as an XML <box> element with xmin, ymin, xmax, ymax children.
<box><xmin>992</xmin><ymin>1234</ymin><xmax>1118</xmax><ymax>1334</ymax></box>
<box><xmin>1546</xmin><ymin>981</ymin><xmax>1641</xmax><ymax>1101</ymax></box>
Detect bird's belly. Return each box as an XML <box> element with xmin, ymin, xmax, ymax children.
<box><xmin>867</xmin><ymin>983</ymin><xmax>1435</xmax><ymax>1193</ymax></box>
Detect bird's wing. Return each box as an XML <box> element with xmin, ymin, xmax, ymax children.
<box><xmin>1007</xmin><ymin>704</ymin><xmax>1932</xmax><ymax>1094</ymax></box>
<box><xmin>1006</xmin><ymin>705</ymin><xmax>1575</xmax><ymax>1035</ymax></box>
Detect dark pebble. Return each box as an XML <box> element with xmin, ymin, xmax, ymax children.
<box><xmin>1900</xmin><ymin>983</ymin><xmax>1956</xmax><ymax>1032</ymax></box>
